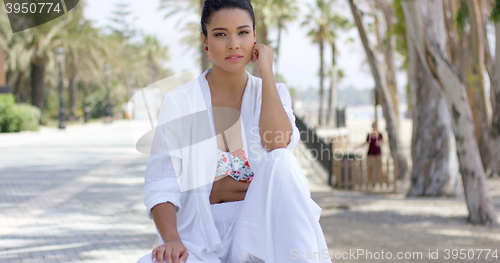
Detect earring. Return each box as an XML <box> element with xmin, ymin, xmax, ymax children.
<box><xmin>254</xmin><ymin>42</ymin><xmax>256</xmax><ymax>44</ymax></box>
<box><xmin>205</xmin><ymin>46</ymin><xmax>208</xmax><ymax>51</ymax></box>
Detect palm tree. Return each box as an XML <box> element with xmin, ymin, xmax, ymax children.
<box><xmin>159</xmin><ymin>0</ymin><xmax>207</xmax><ymax>71</ymax></box>
<box><xmin>0</xmin><ymin>2</ymin><xmax>10</xmax><ymax>88</ymax></box>
<box><xmin>0</xmin><ymin>3</ymin><xmax>32</xmax><ymax>103</ymax></box>
<box><xmin>62</xmin><ymin>3</ymin><xmax>107</xmax><ymax>121</ymax></box>
<box><xmin>139</xmin><ymin>35</ymin><xmax>171</xmax><ymax>84</ymax></box>
<box><xmin>302</xmin><ymin>0</ymin><xmax>337</xmax><ymax>127</ymax></box>
<box><xmin>272</xmin><ymin>0</ymin><xmax>300</xmax><ymax>77</ymax></box>
<box><xmin>26</xmin><ymin>19</ymin><xmax>70</xmax><ymax>124</ymax></box>
<box><xmin>325</xmin><ymin>10</ymin><xmax>351</xmax><ymax>127</ymax></box>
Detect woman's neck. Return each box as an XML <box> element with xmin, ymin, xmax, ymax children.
<box><xmin>206</xmin><ymin>66</ymin><xmax>248</xmax><ymax>97</ymax></box>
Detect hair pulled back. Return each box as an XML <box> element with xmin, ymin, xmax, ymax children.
<box><xmin>201</xmin><ymin>0</ymin><xmax>256</xmax><ymax>37</ymax></box>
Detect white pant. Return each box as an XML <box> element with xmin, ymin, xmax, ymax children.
<box><xmin>137</xmin><ymin>148</ymin><xmax>330</xmax><ymax>263</ymax></box>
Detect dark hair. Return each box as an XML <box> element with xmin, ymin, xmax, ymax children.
<box><xmin>201</xmin><ymin>0</ymin><xmax>256</xmax><ymax>37</ymax></box>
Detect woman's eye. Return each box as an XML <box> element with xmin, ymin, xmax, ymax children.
<box><xmin>214</xmin><ymin>31</ymin><xmax>249</xmax><ymax>37</ymax></box>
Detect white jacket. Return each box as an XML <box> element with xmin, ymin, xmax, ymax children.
<box><xmin>143</xmin><ymin>68</ymin><xmax>300</xmax><ymax>262</ymax></box>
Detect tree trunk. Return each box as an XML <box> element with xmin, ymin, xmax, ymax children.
<box><xmin>251</xmin><ymin>12</ymin><xmax>269</xmax><ymax>78</ymax></box>
<box><xmin>148</xmin><ymin>54</ymin><xmax>158</xmax><ymax>84</ymax></box>
<box><xmin>348</xmin><ymin>0</ymin><xmax>409</xmax><ymax>180</ymax></box>
<box><xmin>405</xmin><ymin>8</ymin><xmax>460</xmax><ymax>196</ymax></box>
<box><xmin>373</xmin><ymin>13</ymin><xmax>385</xmax><ymax>107</ymax></box>
<box><xmin>326</xmin><ymin>42</ymin><xmax>337</xmax><ymax>127</ymax></box>
<box><xmin>442</xmin><ymin>0</ymin><xmax>461</xmax><ymax>70</ymax></box>
<box><xmin>0</xmin><ymin>51</ymin><xmax>6</xmax><ymax>87</ymax></box>
<box><xmin>376</xmin><ymin>0</ymin><xmax>401</xmax><ymax>130</ymax></box>
<box><xmin>490</xmin><ymin>21</ymin><xmax>500</xmax><ymax>178</ymax></box>
<box><xmin>403</xmin><ymin>0</ymin><xmax>498</xmax><ymax>226</ymax></box>
<box><xmin>318</xmin><ymin>35</ymin><xmax>325</xmax><ymax>127</ymax></box>
<box><xmin>31</xmin><ymin>60</ymin><xmax>47</xmax><ymax>125</ymax></box>
<box><xmin>466</xmin><ymin>0</ymin><xmax>493</xmax><ymax>176</ymax></box>
<box><xmin>275</xmin><ymin>24</ymin><xmax>283</xmax><ymax>77</ymax></box>
<box><xmin>200</xmin><ymin>0</ymin><xmax>209</xmax><ymax>72</ymax></box>
<box><xmin>9</xmin><ymin>70</ymin><xmax>30</xmax><ymax>103</ymax></box>
<box><xmin>202</xmin><ymin>43</ymin><xmax>209</xmax><ymax>72</ymax></box>
<box><xmin>69</xmin><ymin>73</ymin><xmax>77</xmax><ymax>121</ymax></box>
<box><xmin>406</xmin><ymin>74</ymin><xmax>412</xmax><ymax>119</ymax></box>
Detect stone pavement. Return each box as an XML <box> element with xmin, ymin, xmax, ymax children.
<box><xmin>1</xmin><ymin>119</ymin><xmax>500</xmax><ymax>263</ymax></box>
<box><xmin>0</xmin><ymin>120</ymin><xmax>154</xmax><ymax>262</ymax></box>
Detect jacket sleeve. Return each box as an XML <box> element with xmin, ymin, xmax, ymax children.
<box><xmin>276</xmin><ymin>82</ymin><xmax>300</xmax><ymax>152</ymax></box>
<box><xmin>144</xmin><ymin>93</ymin><xmax>183</xmax><ymax>220</ymax></box>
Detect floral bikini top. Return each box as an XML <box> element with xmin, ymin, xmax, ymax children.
<box><xmin>215</xmin><ymin>147</ymin><xmax>254</xmax><ymax>182</ymax></box>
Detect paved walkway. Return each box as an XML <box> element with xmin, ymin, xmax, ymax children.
<box><xmin>0</xmin><ymin>121</ymin><xmax>154</xmax><ymax>262</ymax></box>
<box><xmin>1</xmin><ymin>120</ymin><xmax>499</xmax><ymax>262</ymax></box>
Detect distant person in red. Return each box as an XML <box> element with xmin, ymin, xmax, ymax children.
<box><xmin>366</xmin><ymin>122</ymin><xmax>383</xmax><ymax>156</ymax></box>
<box><xmin>357</xmin><ymin>122</ymin><xmax>386</xmax><ymax>187</ymax></box>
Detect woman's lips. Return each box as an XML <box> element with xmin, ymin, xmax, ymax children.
<box><xmin>226</xmin><ymin>56</ymin><xmax>243</xmax><ymax>62</ymax></box>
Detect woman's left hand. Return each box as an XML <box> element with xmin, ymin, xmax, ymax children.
<box><xmin>251</xmin><ymin>42</ymin><xmax>273</xmax><ymax>75</ymax></box>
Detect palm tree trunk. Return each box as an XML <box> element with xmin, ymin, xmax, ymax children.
<box><xmin>326</xmin><ymin>42</ymin><xmax>336</xmax><ymax>127</ymax></box>
<box><xmin>31</xmin><ymin>61</ymin><xmax>47</xmax><ymax>125</ymax></box>
<box><xmin>403</xmin><ymin>0</ymin><xmax>497</xmax><ymax>226</ymax></box>
<box><xmin>348</xmin><ymin>0</ymin><xmax>409</xmax><ymax>181</ymax></box>
<box><xmin>200</xmin><ymin>0</ymin><xmax>209</xmax><ymax>72</ymax></box>
<box><xmin>69</xmin><ymin>73</ymin><xmax>77</xmax><ymax>121</ymax></box>
<box><xmin>201</xmin><ymin>42</ymin><xmax>209</xmax><ymax>72</ymax></box>
<box><xmin>275</xmin><ymin>24</ymin><xmax>283</xmax><ymax>77</ymax></box>
<box><xmin>253</xmin><ymin>15</ymin><xmax>269</xmax><ymax>78</ymax></box>
<box><xmin>0</xmin><ymin>51</ymin><xmax>6</xmax><ymax>87</ymax></box>
<box><xmin>318</xmin><ymin>36</ymin><xmax>325</xmax><ymax>127</ymax></box>
<box><xmin>260</xmin><ymin>17</ymin><xmax>269</xmax><ymax>45</ymax></box>
<box><xmin>10</xmin><ymin>71</ymin><xmax>29</xmax><ymax>103</ymax></box>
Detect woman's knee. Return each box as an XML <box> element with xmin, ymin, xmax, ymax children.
<box><xmin>258</xmin><ymin>148</ymin><xmax>307</xmax><ymax>186</ymax></box>
<box><xmin>136</xmin><ymin>252</ymin><xmax>153</xmax><ymax>263</ymax></box>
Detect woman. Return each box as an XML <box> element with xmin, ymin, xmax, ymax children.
<box><xmin>137</xmin><ymin>0</ymin><xmax>329</xmax><ymax>262</ymax></box>
<box><xmin>357</xmin><ymin>122</ymin><xmax>386</xmax><ymax>187</ymax></box>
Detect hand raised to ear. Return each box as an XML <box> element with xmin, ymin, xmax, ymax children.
<box><xmin>251</xmin><ymin>42</ymin><xmax>274</xmax><ymax>75</ymax></box>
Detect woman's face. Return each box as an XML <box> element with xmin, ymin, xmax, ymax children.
<box><xmin>201</xmin><ymin>8</ymin><xmax>256</xmax><ymax>73</ymax></box>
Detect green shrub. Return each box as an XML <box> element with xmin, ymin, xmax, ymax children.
<box><xmin>10</xmin><ymin>104</ymin><xmax>41</xmax><ymax>132</ymax></box>
<box><xmin>0</xmin><ymin>94</ymin><xmax>41</xmax><ymax>132</ymax></box>
<box><xmin>0</xmin><ymin>94</ymin><xmax>15</xmax><ymax>132</ymax></box>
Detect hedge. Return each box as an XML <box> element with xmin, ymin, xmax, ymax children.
<box><xmin>0</xmin><ymin>94</ymin><xmax>41</xmax><ymax>132</ymax></box>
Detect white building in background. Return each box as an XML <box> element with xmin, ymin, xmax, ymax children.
<box><xmin>129</xmin><ymin>87</ymin><xmax>162</xmax><ymax>122</ymax></box>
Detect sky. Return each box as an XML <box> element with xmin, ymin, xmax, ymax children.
<box><xmin>83</xmin><ymin>0</ymin><xmax>408</xmax><ymax>92</ymax></box>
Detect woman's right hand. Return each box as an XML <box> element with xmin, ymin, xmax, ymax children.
<box><xmin>152</xmin><ymin>239</ymin><xmax>188</xmax><ymax>263</ymax></box>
